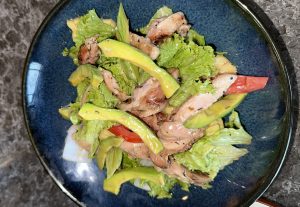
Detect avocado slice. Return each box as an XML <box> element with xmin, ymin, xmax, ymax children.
<box><xmin>96</xmin><ymin>137</ymin><xmax>123</xmax><ymax>170</ymax></box>
<box><xmin>184</xmin><ymin>93</ymin><xmax>247</xmax><ymax>129</ymax></box>
<box><xmin>98</xmin><ymin>39</ymin><xmax>179</xmax><ymax>98</ymax></box>
<box><xmin>78</xmin><ymin>103</ymin><xmax>163</xmax><ymax>154</ymax></box>
<box><xmin>103</xmin><ymin>167</ymin><xmax>165</xmax><ymax>195</ymax></box>
<box><xmin>68</xmin><ymin>64</ymin><xmax>103</xmax><ymax>87</ymax></box>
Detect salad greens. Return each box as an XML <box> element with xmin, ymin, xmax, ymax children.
<box><xmin>175</xmin><ymin>111</ymin><xmax>252</xmax><ymax>179</ymax></box>
<box><xmin>59</xmin><ymin>4</ymin><xmax>259</xmax><ymax>199</ymax></box>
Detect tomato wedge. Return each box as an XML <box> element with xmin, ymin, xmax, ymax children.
<box><xmin>226</xmin><ymin>76</ymin><xmax>268</xmax><ymax>94</ymax></box>
<box><xmin>109</xmin><ymin>125</ymin><xmax>143</xmax><ymax>143</ymax></box>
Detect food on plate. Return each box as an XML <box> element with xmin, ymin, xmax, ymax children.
<box><xmin>59</xmin><ymin>4</ymin><xmax>268</xmax><ymax>198</ymax></box>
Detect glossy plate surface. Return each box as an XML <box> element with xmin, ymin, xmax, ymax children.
<box><xmin>23</xmin><ymin>0</ymin><xmax>293</xmax><ymax>206</ymax></box>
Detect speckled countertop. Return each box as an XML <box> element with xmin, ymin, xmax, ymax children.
<box><xmin>0</xmin><ymin>0</ymin><xmax>299</xmax><ymax>206</ymax></box>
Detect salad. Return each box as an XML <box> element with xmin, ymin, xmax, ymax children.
<box><xmin>59</xmin><ymin>4</ymin><xmax>268</xmax><ymax>198</ymax></box>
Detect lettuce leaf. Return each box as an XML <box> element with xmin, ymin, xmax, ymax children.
<box><xmin>116</xmin><ymin>4</ymin><xmax>140</xmax><ymax>83</ymax></box>
<box><xmin>169</xmin><ymin>79</ymin><xmax>215</xmax><ymax>107</ymax></box>
<box><xmin>187</xmin><ymin>29</ymin><xmax>206</xmax><ymax>46</ymax></box>
<box><xmin>99</xmin><ymin>56</ymin><xmax>137</xmax><ymax>95</ymax></box>
<box><xmin>64</xmin><ymin>9</ymin><xmax>115</xmax><ymax>64</ymax></box>
<box><xmin>139</xmin><ymin>6</ymin><xmax>173</xmax><ymax>34</ymax></box>
<box><xmin>157</xmin><ymin>34</ymin><xmax>216</xmax><ymax>82</ymax></box>
<box><xmin>74</xmin><ymin>120</ymin><xmax>115</xmax><ymax>157</ymax></box>
<box><xmin>70</xmin><ymin>9</ymin><xmax>115</xmax><ymax>47</ymax></box>
<box><xmin>174</xmin><ymin>111</ymin><xmax>252</xmax><ymax>179</ymax></box>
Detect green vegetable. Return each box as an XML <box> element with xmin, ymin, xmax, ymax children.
<box><xmin>106</xmin><ymin>147</ymin><xmax>123</xmax><ymax>178</ymax></box>
<box><xmin>68</xmin><ymin>9</ymin><xmax>115</xmax><ymax>47</ymax></box>
<box><xmin>122</xmin><ymin>153</ymin><xmax>141</xmax><ymax>169</ymax></box>
<box><xmin>116</xmin><ymin>3</ymin><xmax>130</xmax><ymax>43</ymax></box>
<box><xmin>147</xmin><ymin>175</ymin><xmax>189</xmax><ymax>199</ymax></box>
<box><xmin>169</xmin><ymin>79</ymin><xmax>215</xmax><ymax>107</ymax></box>
<box><xmin>78</xmin><ymin>103</ymin><xmax>163</xmax><ymax>154</ymax></box>
<box><xmin>75</xmin><ymin>120</ymin><xmax>114</xmax><ymax>157</ymax></box>
<box><xmin>184</xmin><ymin>93</ymin><xmax>247</xmax><ymax>129</ymax></box>
<box><xmin>98</xmin><ymin>39</ymin><xmax>179</xmax><ymax>98</ymax></box>
<box><xmin>157</xmin><ymin>34</ymin><xmax>216</xmax><ymax>82</ymax></box>
<box><xmin>115</xmin><ymin>3</ymin><xmax>140</xmax><ymax>83</ymax></box>
<box><xmin>103</xmin><ymin>167</ymin><xmax>165</xmax><ymax>195</ymax></box>
<box><xmin>96</xmin><ymin>137</ymin><xmax>123</xmax><ymax>169</ymax></box>
<box><xmin>99</xmin><ymin>56</ymin><xmax>136</xmax><ymax>95</ymax></box>
<box><xmin>58</xmin><ymin>102</ymin><xmax>81</xmax><ymax>124</ymax></box>
<box><xmin>175</xmin><ymin>111</ymin><xmax>252</xmax><ymax>179</ymax></box>
<box><xmin>187</xmin><ymin>29</ymin><xmax>206</xmax><ymax>46</ymax></box>
<box><xmin>139</xmin><ymin>6</ymin><xmax>173</xmax><ymax>34</ymax></box>
<box><xmin>68</xmin><ymin>64</ymin><xmax>102</xmax><ymax>87</ymax></box>
<box><xmin>205</xmin><ymin>119</ymin><xmax>224</xmax><ymax>136</ymax></box>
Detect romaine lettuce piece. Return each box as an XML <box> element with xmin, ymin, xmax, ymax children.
<box><xmin>175</xmin><ymin>111</ymin><xmax>252</xmax><ymax>179</ymax></box>
<box><xmin>68</xmin><ymin>9</ymin><xmax>115</xmax><ymax>47</ymax></box>
<box><xmin>106</xmin><ymin>147</ymin><xmax>123</xmax><ymax>178</ymax></box>
<box><xmin>157</xmin><ymin>34</ymin><xmax>216</xmax><ymax>82</ymax></box>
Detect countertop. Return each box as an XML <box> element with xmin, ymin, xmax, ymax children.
<box><xmin>0</xmin><ymin>0</ymin><xmax>299</xmax><ymax>206</ymax></box>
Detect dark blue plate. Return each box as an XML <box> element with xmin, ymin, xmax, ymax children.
<box><xmin>23</xmin><ymin>0</ymin><xmax>294</xmax><ymax>206</ymax></box>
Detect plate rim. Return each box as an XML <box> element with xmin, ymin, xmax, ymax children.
<box><xmin>22</xmin><ymin>0</ymin><xmax>294</xmax><ymax>206</ymax></box>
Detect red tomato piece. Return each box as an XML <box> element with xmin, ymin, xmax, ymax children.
<box><xmin>226</xmin><ymin>76</ymin><xmax>268</xmax><ymax>94</ymax></box>
<box><xmin>108</xmin><ymin>125</ymin><xmax>143</xmax><ymax>143</ymax></box>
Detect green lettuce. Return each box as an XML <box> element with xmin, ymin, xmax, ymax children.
<box><xmin>64</xmin><ymin>9</ymin><xmax>116</xmax><ymax>64</ymax></box>
<box><xmin>157</xmin><ymin>34</ymin><xmax>216</xmax><ymax>82</ymax></box>
<box><xmin>169</xmin><ymin>79</ymin><xmax>215</xmax><ymax>107</ymax></box>
<box><xmin>174</xmin><ymin>111</ymin><xmax>252</xmax><ymax>179</ymax></box>
<box><xmin>99</xmin><ymin>56</ymin><xmax>137</xmax><ymax>95</ymax></box>
<box><xmin>187</xmin><ymin>29</ymin><xmax>206</xmax><ymax>46</ymax></box>
<box><xmin>72</xmin><ymin>9</ymin><xmax>115</xmax><ymax>47</ymax></box>
<box><xmin>139</xmin><ymin>6</ymin><xmax>173</xmax><ymax>34</ymax></box>
<box><xmin>74</xmin><ymin>120</ymin><xmax>115</xmax><ymax>157</ymax></box>
<box><xmin>116</xmin><ymin>4</ymin><xmax>140</xmax><ymax>83</ymax></box>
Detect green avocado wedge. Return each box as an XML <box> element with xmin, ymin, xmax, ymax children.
<box><xmin>103</xmin><ymin>167</ymin><xmax>165</xmax><ymax>195</ymax></box>
<box><xmin>78</xmin><ymin>103</ymin><xmax>163</xmax><ymax>154</ymax></box>
<box><xmin>184</xmin><ymin>93</ymin><xmax>247</xmax><ymax>129</ymax></box>
<box><xmin>98</xmin><ymin>39</ymin><xmax>179</xmax><ymax>98</ymax></box>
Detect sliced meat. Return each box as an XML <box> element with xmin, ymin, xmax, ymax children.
<box><xmin>78</xmin><ymin>36</ymin><xmax>100</xmax><ymax>65</ymax></box>
<box><xmin>160</xmin><ymin>158</ymin><xmax>210</xmax><ymax>187</ymax></box>
<box><xmin>157</xmin><ymin>121</ymin><xmax>204</xmax><ymax>154</ymax></box>
<box><xmin>168</xmin><ymin>68</ymin><xmax>180</xmax><ymax>80</ymax></box>
<box><xmin>130</xmin><ymin>33</ymin><xmax>160</xmax><ymax>60</ymax></box>
<box><xmin>147</xmin><ymin>12</ymin><xmax>190</xmax><ymax>43</ymax></box>
<box><xmin>119</xmin><ymin>78</ymin><xmax>167</xmax><ymax>117</ymax></box>
<box><xmin>177</xmin><ymin>24</ymin><xmax>191</xmax><ymax>37</ymax></box>
<box><xmin>101</xmin><ymin>70</ymin><xmax>129</xmax><ymax>101</ymax></box>
<box><xmin>173</xmin><ymin>74</ymin><xmax>237</xmax><ymax>122</ymax></box>
<box><xmin>141</xmin><ymin>112</ymin><xmax>171</xmax><ymax>132</ymax></box>
<box><xmin>119</xmin><ymin>141</ymin><xmax>150</xmax><ymax>160</ymax></box>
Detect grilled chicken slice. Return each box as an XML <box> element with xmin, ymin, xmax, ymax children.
<box><xmin>119</xmin><ymin>77</ymin><xmax>167</xmax><ymax>117</ymax></box>
<box><xmin>78</xmin><ymin>36</ymin><xmax>100</xmax><ymax>65</ymax></box>
<box><xmin>130</xmin><ymin>33</ymin><xmax>160</xmax><ymax>60</ymax></box>
<box><xmin>101</xmin><ymin>70</ymin><xmax>129</xmax><ymax>101</ymax></box>
<box><xmin>119</xmin><ymin>141</ymin><xmax>150</xmax><ymax>160</ymax></box>
<box><xmin>161</xmin><ymin>158</ymin><xmax>210</xmax><ymax>186</ymax></box>
<box><xmin>147</xmin><ymin>12</ymin><xmax>190</xmax><ymax>43</ymax></box>
<box><xmin>173</xmin><ymin>74</ymin><xmax>237</xmax><ymax>122</ymax></box>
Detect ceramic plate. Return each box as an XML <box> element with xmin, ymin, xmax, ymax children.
<box><xmin>23</xmin><ymin>0</ymin><xmax>293</xmax><ymax>206</ymax></box>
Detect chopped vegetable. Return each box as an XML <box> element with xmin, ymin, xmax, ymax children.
<box><xmin>109</xmin><ymin>125</ymin><xmax>143</xmax><ymax>143</ymax></box>
<box><xmin>103</xmin><ymin>167</ymin><xmax>165</xmax><ymax>195</ymax></box>
<box><xmin>187</xmin><ymin>29</ymin><xmax>205</xmax><ymax>46</ymax></box>
<box><xmin>157</xmin><ymin>34</ymin><xmax>216</xmax><ymax>82</ymax></box>
<box><xmin>184</xmin><ymin>93</ymin><xmax>247</xmax><ymax>128</ymax></box>
<box><xmin>78</xmin><ymin>103</ymin><xmax>163</xmax><ymax>154</ymax></box>
<box><xmin>106</xmin><ymin>147</ymin><xmax>123</xmax><ymax>178</ymax></box>
<box><xmin>96</xmin><ymin>137</ymin><xmax>123</xmax><ymax>169</ymax></box>
<box><xmin>226</xmin><ymin>75</ymin><xmax>269</xmax><ymax>94</ymax></box>
<box><xmin>68</xmin><ymin>64</ymin><xmax>102</xmax><ymax>87</ymax></box>
<box><xmin>175</xmin><ymin>111</ymin><xmax>252</xmax><ymax>179</ymax></box>
<box><xmin>98</xmin><ymin>39</ymin><xmax>179</xmax><ymax>98</ymax></box>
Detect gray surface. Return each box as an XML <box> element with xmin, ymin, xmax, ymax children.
<box><xmin>0</xmin><ymin>0</ymin><xmax>299</xmax><ymax>206</ymax></box>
